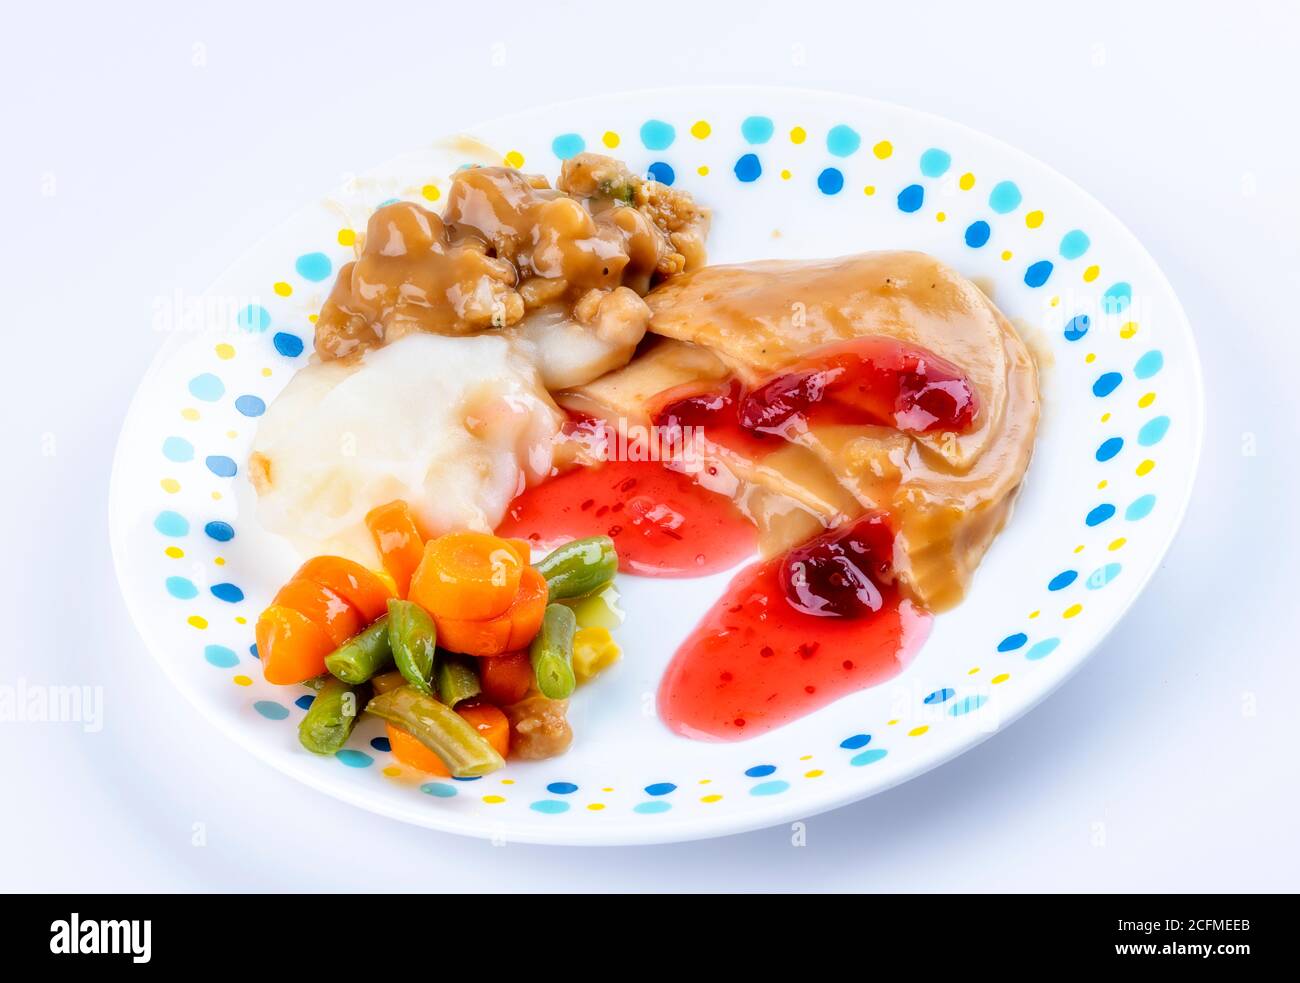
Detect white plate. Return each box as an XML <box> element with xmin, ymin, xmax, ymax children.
<box><xmin>111</xmin><ymin>87</ymin><xmax>1203</xmax><ymax>844</ymax></box>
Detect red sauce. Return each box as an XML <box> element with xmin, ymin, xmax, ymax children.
<box><xmin>496</xmin><ymin>457</ymin><xmax>758</xmax><ymax>577</ymax></box>
<box><xmin>657</xmin><ymin>516</ymin><xmax>932</xmax><ymax>740</ymax></box>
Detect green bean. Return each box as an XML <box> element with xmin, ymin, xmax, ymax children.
<box><xmin>436</xmin><ymin>651</ymin><xmax>481</xmax><ymax>707</ymax></box>
<box><xmin>324</xmin><ymin>615</ymin><xmax>393</xmax><ymax>683</ymax></box>
<box><xmin>370</xmin><ymin>669</ymin><xmax>407</xmax><ymax>695</ymax></box>
<box><xmin>386</xmin><ymin>599</ymin><xmax>436</xmax><ymax>695</ymax></box>
<box><xmin>535</xmin><ymin>536</ymin><xmax>618</xmax><ymax>600</ymax></box>
<box><xmin>298</xmin><ymin>676</ymin><xmax>364</xmax><ymax>755</ymax></box>
<box><xmin>365</xmin><ymin>686</ymin><xmax>504</xmax><ymax>777</ymax></box>
<box><xmin>530</xmin><ymin>603</ymin><xmax>577</xmax><ymax>700</ymax></box>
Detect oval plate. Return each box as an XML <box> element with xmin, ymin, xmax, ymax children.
<box><xmin>111</xmin><ymin>87</ymin><xmax>1202</xmax><ymax>845</ymax></box>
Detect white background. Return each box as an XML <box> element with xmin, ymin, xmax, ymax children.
<box><xmin>3</xmin><ymin>0</ymin><xmax>1298</xmax><ymax>892</ymax></box>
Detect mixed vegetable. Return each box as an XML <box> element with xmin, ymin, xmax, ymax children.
<box><xmin>255</xmin><ymin>500</ymin><xmax>622</xmax><ymax>776</ymax></box>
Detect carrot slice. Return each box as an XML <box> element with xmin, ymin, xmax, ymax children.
<box><xmin>478</xmin><ymin>651</ymin><xmax>534</xmax><ymax>706</ymax></box>
<box><xmin>256</xmin><ymin>604</ymin><xmax>335</xmax><ymax>685</ymax></box>
<box><xmin>504</xmin><ymin>566</ymin><xmax>549</xmax><ymax>650</ymax></box>
<box><xmin>409</xmin><ymin>532</ymin><xmax>523</xmax><ymax>621</ymax></box>
<box><xmin>433</xmin><ymin>567</ymin><xmax>550</xmax><ymax>657</ymax></box>
<box><xmin>503</xmin><ymin>538</ymin><xmax>532</xmax><ymax>566</ymax></box>
<box><xmin>294</xmin><ymin>556</ymin><xmax>393</xmax><ymax>622</ymax></box>
<box><xmin>365</xmin><ymin>501</ymin><xmax>425</xmax><ymax>598</ymax></box>
<box><xmin>273</xmin><ymin>579</ymin><xmax>363</xmax><ymax>647</ymax></box>
<box><xmin>386</xmin><ymin>703</ymin><xmax>510</xmax><ymax>776</ymax></box>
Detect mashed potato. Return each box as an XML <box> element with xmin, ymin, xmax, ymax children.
<box><xmin>249</xmin><ymin>334</ymin><xmax>563</xmax><ymax>564</ymax></box>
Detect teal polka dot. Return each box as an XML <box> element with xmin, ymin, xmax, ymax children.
<box><xmin>639</xmin><ymin>120</ymin><xmax>676</xmax><ymax>150</ymax></box>
<box><xmin>750</xmin><ymin>780</ymin><xmax>790</xmax><ymax>796</ymax></box>
<box><xmin>850</xmin><ymin>749</ymin><xmax>888</xmax><ymax>766</ymax></box>
<box><xmin>1087</xmin><ymin>563</ymin><xmax>1122</xmax><ymax>589</ymax></box>
<box><xmin>919</xmin><ymin>148</ymin><xmax>951</xmax><ymax>177</ymax></box>
<box><xmin>988</xmin><ymin>181</ymin><xmax>1022</xmax><ymax>213</ymax></box>
<box><xmin>1025</xmin><ymin>637</ymin><xmax>1060</xmax><ymax>661</ymax></box>
<box><xmin>826</xmin><ymin>124</ymin><xmax>861</xmax><ymax>157</ymax></box>
<box><xmin>153</xmin><ymin>511</ymin><xmax>189</xmax><ymax>537</ymax></box>
<box><xmin>295</xmin><ymin>252</ymin><xmax>332</xmax><ymax>282</ymax></box>
<box><xmin>1059</xmin><ymin>229</ymin><xmax>1091</xmax><ymax>259</ymax></box>
<box><xmin>236</xmin><ymin>305</ymin><xmax>271</xmax><ymax>333</ymax></box>
<box><xmin>162</xmin><ymin>436</ymin><xmax>193</xmax><ymax>462</ymax></box>
<box><xmin>165</xmin><ymin>576</ymin><xmax>198</xmax><ymax>600</ymax></box>
<box><xmin>187</xmin><ymin>373</ymin><xmax>225</xmax><ymax>401</ymax></box>
<box><xmin>949</xmin><ymin>695</ymin><xmax>988</xmax><ymax>716</ymax></box>
<box><xmin>253</xmin><ymin>701</ymin><xmax>289</xmax><ymax>720</ymax></box>
<box><xmin>420</xmin><ymin>782</ymin><xmax>457</xmax><ymax>798</ymax></box>
<box><xmin>1138</xmin><ymin>415</ymin><xmax>1170</xmax><ymax>446</ymax></box>
<box><xmin>740</xmin><ymin>116</ymin><xmax>774</xmax><ymax>144</ymax></box>
<box><xmin>336</xmin><ymin>749</ymin><xmax>373</xmax><ymax>768</ymax></box>
<box><xmin>1134</xmin><ymin>350</ymin><xmax>1164</xmax><ymax>379</ymax></box>
<box><xmin>551</xmin><ymin>133</ymin><xmax>585</xmax><ymax>159</ymax></box>
<box><xmin>1102</xmin><ymin>282</ymin><xmax>1132</xmax><ymax>314</ymax></box>
<box><xmin>530</xmin><ymin>799</ymin><xmax>570</xmax><ymax>814</ymax></box>
<box><xmin>633</xmin><ymin>801</ymin><xmax>672</xmax><ymax>814</ymax></box>
<box><xmin>204</xmin><ymin>645</ymin><xmax>238</xmax><ymax>668</ymax></box>
<box><xmin>1125</xmin><ymin>494</ymin><xmax>1156</xmax><ymax>521</ymax></box>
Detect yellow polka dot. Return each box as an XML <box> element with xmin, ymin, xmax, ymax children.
<box><xmin>780</xmin><ymin>169</ymin><xmax>791</xmax><ymax>180</ymax></box>
<box><xmin>587</xmin><ymin>803</ymin><xmax>606</xmax><ymax>811</ymax></box>
<box><xmin>873</xmin><ymin>140</ymin><xmax>893</xmax><ymax>159</ymax></box>
<box><xmin>601</xmin><ymin>131</ymin><xmax>620</xmax><ymax>148</ymax></box>
<box><xmin>799</xmin><ymin>754</ymin><xmax>813</xmax><ymax>761</ymax></box>
<box><xmin>164</xmin><ymin>546</ymin><xmax>184</xmax><ymax>559</ymax></box>
<box><xmin>991</xmin><ymin>673</ymin><xmax>1010</xmax><ymax>684</ymax></box>
<box><xmin>188</xmin><ymin>615</ymin><xmax>208</xmax><ymax>630</ymax></box>
<box><xmin>161</xmin><ymin>478</ymin><xmax>180</xmax><ymax>493</ymax></box>
<box><xmin>690</xmin><ymin>120</ymin><xmax>711</xmax><ymax>139</ymax></box>
<box><xmin>1073</xmin><ymin>544</ymin><xmax>1085</xmax><ymax>554</ymax></box>
<box><xmin>1136</xmin><ymin>459</ymin><xmax>1155</xmax><ymax>476</ymax></box>
<box><xmin>421</xmin><ymin>184</ymin><xmax>441</xmax><ymax>202</ymax></box>
<box><xmin>234</xmin><ymin>616</ymin><xmax>246</xmax><ymax>625</ymax></box>
<box><xmin>1120</xmin><ymin>321</ymin><xmax>1138</xmax><ymax>339</ymax></box>
<box><xmin>382</xmin><ymin>766</ymin><xmax>401</xmax><ymax>777</ymax></box>
<box><xmin>482</xmin><ymin>795</ymin><xmax>505</xmax><ymax>804</ymax></box>
<box><xmin>233</xmin><ymin>674</ymin><xmax>252</xmax><ymax>687</ymax></box>
<box><xmin>308</xmin><ymin>314</ymin><xmax>318</xmax><ymax>323</ymax></box>
<box><xmin>1138</xmin><ymin>392</ymin><xmax>1156</xmax><ymax>408</ymax></box>
<box><xmin>1001</xmin><ymin>250</ymin><xmax>1013</xmax><ymax>261</ymax></box>
<box><xmin>959</xmin><ymin>172</ymin><xmax>975</xmax><ymax>190</ymax></box>
<box><xmin>1101</xmin><ymin>412</ymin><xmax>1111</xmax><ymax>422</ymax></box>
<box><xmin>1025</xmin><ymin>210</ymin><xmax>1044</xmax><ymax>228</ymax></box>
<box><xmin>789</xmin><ymin>126</ymin><xmax>806</xmax><ymax>144</ymax></box>
<box><xmin>601</xmin><ymin>787</ymin><xmax>614</xmax><ymax>793</ymax></box>
<box><xmin>214</xmin><ymin>556</ymin><xmax>225</xmax><ymax>566</ymax></box>
<box><xmin>936</xmin><ymin>212</ymin><xmax>946</xmax><ymax>222</ymax></box>
<box><xmin>887</xmin><ymin>719</ymin><xmax>900</xmax><ymax>726</ymax></box>
<box><xmin>211</xmin><ymin>491</ymin><xmax>222</xmax><ymax>501</ymax></box>
<box><xmin>338</xmin><ymin>228</ymin><xmax>357</xmax><ymax>247</ymax></box>
<box><xmin>804</xmin><ymin>769</ymin><xmax>824</xmax><ymax>778</ymax></box>
<box><xmin>1028</xmin><ymin>609</ymin><xmax>1040</xmax><ymax>619</ymax></box>
<box><xmin>968</xmin><ymin>666</ymin><xmax>980</xmax><ymax>675</ymax></box>
<box><xmin>1063</xmin><ymin>604</ymin><xmax>1083</xmax><ymax>619</ymax></box>
<box><xmin>1050</xmin><ymin>296</ymin><xmax>1060</xmax><ymax>307</ymax></box>
<box><xmin>1097</xmin><ymin>480</ymin><xmax>1108</xmax><ymax>490</ymax></box>
<box><xmin>273</xmin><ymin>281</ymin><xmax>292</xmax><ymax>297</ymax></box>
<box><xmin>215</xmin><ymin>343</ymin><xmax>235</xmax><ymax>360</ymax></box>
<box><xmin>1086</xmin><ymin>353</ymin><xmax>1097</xmax><ymax>363</ymax></box>
<box><xmin>261</xmin><ymin>367</ymin><xmax>272</xmax><ymax>377</ymax></box>
<box><xmin>181</xmin><ymin>408</ymin><xmax>200</xmax><ymax>421</ymax></box>
<box><xmin>698</xmin><ymin>778</ymin><xmax>712</xmax><ymax>785</ymax></box>
<box><xmin>225</xmin><ymin>430</ymin><xmax>237</xmax><ymax>439</ymax></box>
<box><xmin>1108</xmin><ymin>537</ymin><xmax>1127</xmax><ymax>551</ymax></box>
<box><xmin>700</xmin><ymin>794</ymin><xmax>723</xmax><ymax>803</ymax></box>
<box><xmin>697</xmin><ymin>165</ymin><xmax>709</xmax><ymax>176</ymax></box>
<box><xmin>500</xmin><ymin>778</ymin><xmax>514</xmax><ymax>785</ymax></box>
<box><xmin>504</xmin><ymin>150</ymin><xmax>525</xmax><ymax>168</ymax></box>
<box><xmin>863</xmin><ymin>185</ymin><xmax>876</xmax><ymax>196</ymax></box>
<box><xmin>1083</xmin><ymin>265</ymin><xmax>1100</xmax><ymax>282</ymax></box>
<box><xmin>908</xmin><ymin>725</ymin><xmax>929</xmax><ymax>737</ymax></box>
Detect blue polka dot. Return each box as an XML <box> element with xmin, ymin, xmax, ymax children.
<box><xmin>1125</xmin><ymin>494</ymin><xmax>1156</xmax><ymax>521</ymax></box>
<box><xmin>377</xmin><ymin>197</ymin><xmax>401</xmax><ymax>206</ymax></box>
<box><xmin>919</xmin><ymin>148</ymin><xmax>951</xmax><ymax>177</ymax></box>
<box><xmin>1064</xmin><ymin>314</ymin><xmax>1090</xmax><ymax>341</ymax></box>
<box><xmin>295</xmin><ymin>694</ymin><xmax>315</xmax><ymax>710</ymax></box>
<box><xmin>295</xmin><ymin>252</ymin><xmax>332</xmax><ymax>282</ymax></box>
<box><xmin>162</xmin><ymin>436</ymin><xmax>194</xmax><ymax>462</ymax></box>
<box><xmin>370</xmin><ymin>736</ymin><xmax>391</xmax><ymax>752</ymax></box>
<box><xmin>1025</xmin><ymin>638</ymin><xmax>1060</xmax><ymax>661</ymax></box>
<box><xmin>733</xmin><ymin>153</ymin><xmax>762</xmax><ymax>182</ymax></box>
<box><xmin>1048</xmin><ymin>570</ymin><xmax>1079</xmax><ymax>591</ymax></box>
<box><xmin>634</xmin><ymin>801</ymin><xmax>672</xmax><ymax>814</ymax></box>
<box><xmin>1134</xmin><ymin>350</ymin><xmax>1164</xmax><ymax>379</ymax></box>
<box><xmin>1093</xmin><ymin>372</ymin><xmax>1123</xmax><ymax>397</ymax></box>
<box><xmin>640</xmin><ymin>120</ymin><xmax>676</xmax><ymax>150</ymax></box>
<box><xmin>204</xmin><ymin>645</ymin><xmax>238</xmax><ymax>668</ymax></box>
<box><xmin>988</xmin><ymin>181</ymin><xmax>1022</xmax><ymax>213</ymax></box>
<box><xmin>1102</xmin><ymin>282</ymin><xmax>1132</xmax><ymax>314</ymax></box>
<box><xmin>740</xmin><ymin>115</ymin><xmax>774</xmax><ymax>144</ymax></box>
<box><xmin>254</xmin><ymin>701</ymin><xmax>289</xmax><ymax>720</ymax></box>
<box><xmin>924</xmin><ymin>688</ymin><xmax>955</xmax><ymax>704</ymax></box>
<box><xmin>205</xmin><ymin>455</ymin><xmax>237</xmax><ymax>478</ymax></box>
<box><xmin>647</xmin><ymin>161</ymin><xmax>675</xmax><ymax>186</ymax></box>
<box><xmin>817</xmin><ymin>167</ymin><xmax>844</xmax><ymax>195</ymax></box>
<box><xmin>897</xmin><ymin>184</ymin><xmax>925</xmax><ymax>212</ymax></box>
<box><xmin>530</xmin><ymin>800</ymin><xmax>569</xmax><ymax>814</ymax></box>
<box><xmin>1086</xmin><ymin>503</ymin><xmax>1116</xmax><ymax>526</ymax></box>
<box><xmin>154</xmin><ymin>511</ymin><xmax>189</xmax><ymax>537</ymax></box>
<box><xmin>210</xmin><ymin>583</ymin><xmax>244</xmax><ymax>603</ymax></box>
<box><xmin>450</xmin><ymin>775</ymin><xmax>481</xmax><ymax>782</ymax></box>
<box><xmin>551</xmin><ymin>133</ymin><xmax>585</xmax><ymax>159</ymax></box>
<box><xmin>850</xmin><ymin>748</ymin><xmax>888</xmax><ymax>766</ymax></box>
<box><xmin>840</xmin><ymin>734</ymin><xmax>871</xmax><ymax>750</ymax></box>
<box><xmin>997</xmin><ymin>632</ymin><xmax>1027</xmax><ymax>652</ymax></box>
<box><xmin>965</xmin><ymin>220</ymin><xmax>991</xmax><ymax>248</ymax></box>
<box><xmin>336</xmin><ymin>750</ymin><xmax>373</xmax><ymax>768</ymax></box>
<box><xmin>1096</xmin><ymin>436</ymin><xmax>1124</xmax><ymax>461</ymax></box>
<box><xmin>1087</xmin><ymin>563</ymin><xmax>1122</xmax><ymax>589</ymax></box>
<box><xmin>273</xmin><ymin>332</ymin><xmax>304</xmax><ymax>357</ymax></box>
<box><xmin>165</xmin><ymin>576</ymin><xmax>198</xmax><ymax>600</ymax></box>
<box><xmin>949</xmin><ymin>695</ymin><xmax>988</xmax><ymax>716</ymax></box>
<box><xmin>826</xmin><ymin>124</ymin><xmax>861</xmax><ymax>157</ymax></box>
<box><xmin>644</xmin><ymin>782</ymin><xmax>676</xmax><ymax>796</ymax></box>
<box><xmin>1138</xmin><ymin>415</ymin><xmax>1170</xmax><ymax>446</ymax></box>
<box><xmin>236</xmin><ymin>305</ymin><xmax>271</xmax><ymax>333</ymax></box>
<box><xmin>1024</xmin><ymin>260</ymin><xmax>1054</xmax><ymax>287</ymax></box>
<box><xmin>745</xmin><ymin>764</ymin><xmax>776</xmax><ymax>778</ymax></box>
<box><xmin>546</xmin><ymin>782</ymin><xmax>578</xmax><ymax>795</ymax></box>
<box><xmin>234</xmin><ymin>394</ymin><xmax>265</xmax><ymax>417</ymax></box>
<box><xmin>204</xmin><ymin>520</ymin><xmax>234</xmax><ymax>542</ymax></box>
<box><xmin>1059</xmin><ymin>229</ymin><xmax>1091</xmax><ymax>259</ymax></box>
<box><xmin>249</xmin><ymin>643</ymin><xmax>259</xmax><ymax>660</ymax></box>
<box><xmin>188</xmin><ymin>373</ymin><xmax>225</xmax><ymax>401</ymax></box>
<box><xmin>750</xmin><ymin>780</ymin><xmax>790</xmax><ymax>796</ymax></box>
<box><xmin>420</xmin><ymin>782</ymin><xmax>457</xmax><ymax>798</ymax></box>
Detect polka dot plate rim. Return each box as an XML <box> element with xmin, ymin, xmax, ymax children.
<box><xmin>110</xmin><ymin>87</ymin><xmax>1203</xmax><ymax>845</ymax></box>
